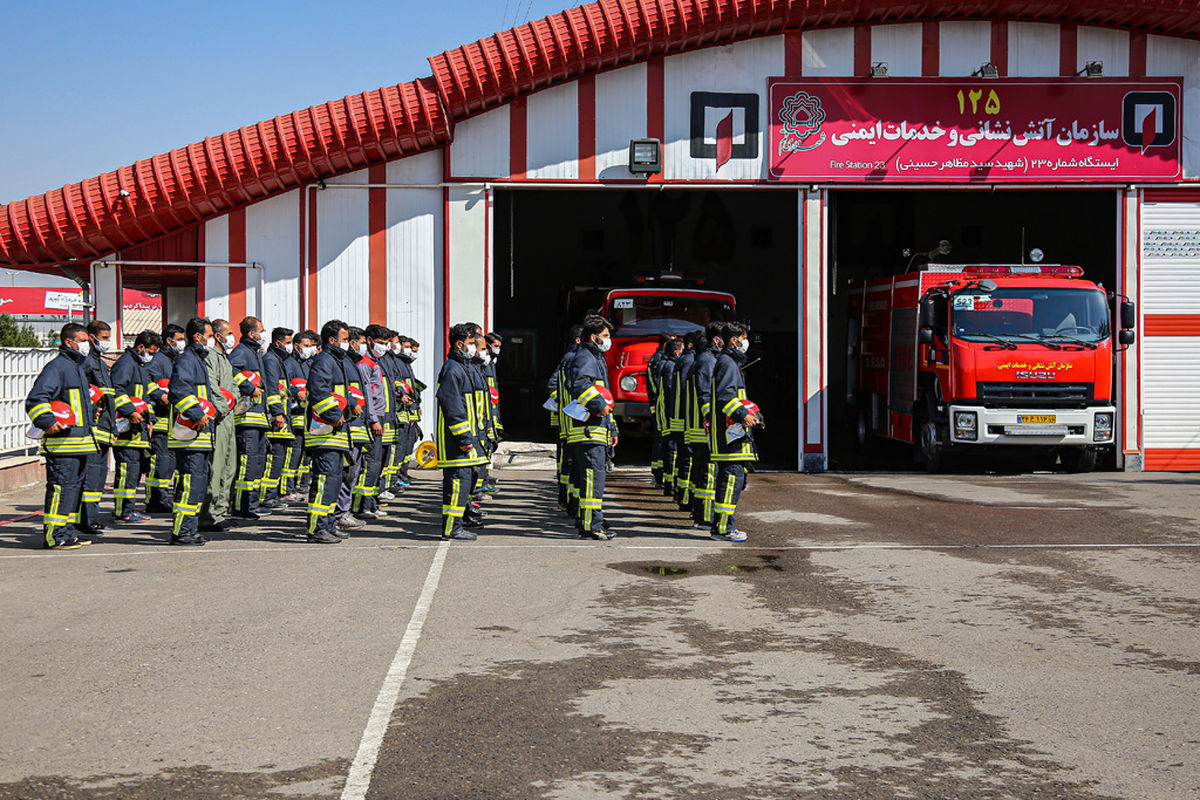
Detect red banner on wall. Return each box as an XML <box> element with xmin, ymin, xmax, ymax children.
<box><xmin>767</xmin><ymin>78</ymin><xmax>1182</xmax><ymax>182</ymax></box>
<box><xmin>0</xmin><ymin>287</ymin><xmax>162</xmax><ymax>316</ymax></box>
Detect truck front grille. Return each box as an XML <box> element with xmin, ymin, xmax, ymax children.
<box><xmin>976</xmin><ymin>382</ymin><xmax>1094</xmax><ymax>408</ymax></box>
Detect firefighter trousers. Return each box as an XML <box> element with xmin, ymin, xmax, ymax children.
<box><xmin>80</xmin><ymin>443</ymin><xmax>110</xmax><ymax>529</ymax></box>
<box><xmin>711</xmin><ymin>462</ymin><xmax>747</xmax><ymax>536</ymax></box>
<box><xmin>307</xmin><ymin>448</ymin><xmax>344</xmax><ymax>535</ymax></box>
<box><xmin>113</xmin><ymin>446</ymin><xmax>149</xmax><ymax>518</ymax></box>
<box><xmin>262</xmin><ymin>435</ymin><xmax>293</xmax><ymax>503</ymax></box>
<box><xmin>441</xmin><ymin>465</ymin><xmax>480</xmax><ymax>537</ymax></box>
<box><xmin>571</xmin><ymin>442</ymin><xmax>607</xmax><ymax>533</ymax></box>
<box><xmin>199</xmin><ymin>417</ymin><xmax>235</xmax><ymax>527</ymax></box>
<box><xmin>43</xmin><ymin>454</ymin><xmax>87</xmax><ymax>547</ymax></box>
<box><xmin>336</xmin><ymin>446</ymin><xmax>363</xmax><ymax>518</ymax></box>
<box><xmin>352</xmin><ymin>434</ymin><xmax>383</xmax><ymax>514</ymax></box>
<box><xmin>172</xmin><ymin>450</ymin><xmax>211</xmax><ymax>540</ymax></box>
<box><xmin>146</xmin><ymin>433</ymin><xmax>175</xmax><ymax>508</ymax></box>
<box><xmin>688</xmin><ymin>444</ymin><xmax>715</xmax><ymax>525</ymax></box>
<box><xmin>233</xmin><ymin>427</ymin><xmax>267</xmax><ymax>514</ymax></box>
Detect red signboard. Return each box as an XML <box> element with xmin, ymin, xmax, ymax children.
<box><xmin>767</xmin><ymin>78</ymin><xmax>1182</xmax><ymax>182</ymax></box>
<box><xmin>0</xmin><ymin>287</ymin><xmax>162</xmax><ymax>316</ymax></box>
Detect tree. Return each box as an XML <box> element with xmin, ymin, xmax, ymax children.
<box><xmin>0</xmin><ymin>314</ymin><xmax>43</xmax><ymax>347</ymax></box>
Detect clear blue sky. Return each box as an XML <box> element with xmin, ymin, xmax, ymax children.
<box><xmin>0</xmin><ymin>0</ymin><xmax>576</xmax><ymax>204</ymax></box>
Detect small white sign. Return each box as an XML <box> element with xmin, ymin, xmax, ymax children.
<box><xmin>613</xmin><ymin>298</ymin><xmax>634</xmax><ymax>309</ymax></box>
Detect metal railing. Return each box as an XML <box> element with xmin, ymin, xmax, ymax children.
<box><xmin>0</xmin><ymin>347</ymin><xmax>56</xmax><ymax>458</ymax></box>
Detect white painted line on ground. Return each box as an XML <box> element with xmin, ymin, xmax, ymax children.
<box><xmin>340</xmin><ymin>538</ymin><xmax>450</xmax><ymax>800</ymax></box>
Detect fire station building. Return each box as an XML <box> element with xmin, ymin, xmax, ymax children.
<box><xmin>2</xmin><ymin>1</ymin><xmax>1199</xmax><ymax>472</ymax></box>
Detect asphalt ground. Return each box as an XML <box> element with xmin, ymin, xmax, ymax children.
<box><xmin>0</xmin><ymin>464</ymin><xmax>1197</xmax><ymax>799</ymax></box>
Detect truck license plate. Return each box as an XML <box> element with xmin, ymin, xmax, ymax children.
<box><xmin>1017</xmin><ymin>415</ymin><xmax>1056</xmax><ymax>424</ymax></box>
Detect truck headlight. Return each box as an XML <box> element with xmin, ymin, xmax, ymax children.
<box><xmin>1093</xmin><ymin>412</ymin><xmax>1113</xmax><ymax>442</ymax></box>
<box><xmin>953</xmin><ymin>411</ymin><xmax>977</xmax><ymax>441</ymax></box>
<box><xmin>619</xmin><ymin>375</ymin><xmax>638</xmax><ymax>392</ymax></box>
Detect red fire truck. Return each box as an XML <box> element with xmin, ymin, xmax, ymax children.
<box><xmin>847</xmin><ymin>264</ymin><xmax>1135</xmax><ymax>472</ymax></box>
<box><xmin>599</xmin><ymin>287</ymin><xmax>736</xmax><ymax>424</ymax></box>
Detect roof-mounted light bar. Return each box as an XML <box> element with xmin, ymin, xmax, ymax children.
<box><xmin>960</xmin><ymin>265</ymin><xmax>1084</xmax><ymax>278</ymax></box>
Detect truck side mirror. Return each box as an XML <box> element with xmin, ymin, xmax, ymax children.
<box><xmin>918</xmin><ymin>328</ymin><xmax>934</xmax><ymax>345</ymax></box>
<box><xmin>1120</xmin><ymin>300</ymin><xmax>1136</xmax><ymax>330</ymax></box>
<box><xmin>1118</xmin><ymin>329</ymin><xmax>1136</xmax><ymax>346</ymax></box>
<box><xmin>918</xmin><ymin>298</ymin><xmax>936</xmax><ymax>329</ymax></box>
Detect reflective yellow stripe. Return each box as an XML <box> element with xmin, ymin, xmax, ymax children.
<box><xmin>722</xmin><ymin>397</ymin><xmax>744</xmax><ymax>416</ymax></box>
<box><xmin>27</xmin><ymin>403</ymin><xmax>52</xmax><ymax>422</ymax></box>
<box><xmin>577</xmin><ymin>385</ymin><xmax>601</xmax><ymax>405</ymax></box>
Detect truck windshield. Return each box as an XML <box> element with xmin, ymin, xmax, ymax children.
<box><xmin>608</xmin><ymin>296</ymin><xmax>733</xmax><ymax>337</ymax></box>
<box><xmin>951</xmin><ymin>287</ymin><xmax>1110</xmax><ymax>344</ymax></box>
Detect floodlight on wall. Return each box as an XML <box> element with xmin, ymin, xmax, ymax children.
<box><xmin>628</xmin><ymin>138</ymin><xmax>662</xmax><ymax>175</ymax></box>
<box><xmin>972</xmin><ymin>62</ymin><xmax>1000</xmax><ymax>79</ymax></box>
<box><xmin>1077</xmin><ymin>61</ymin><xmax>1104</xmax><ymax>77</ymax></box>
<box><xmin>870</xmin><ymin>62</ymin><xmax>889</xmax><ymax>78</ymax></box>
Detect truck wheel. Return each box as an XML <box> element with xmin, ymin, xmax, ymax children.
<box><xmin>855</xmin><ymin>405</ymin><xmax>871</xmax><ymax>452</ymax></box>
<box><xmin>914</xmin><ymin>407</ymin><xmax>946</xmax><ymax>473</ymax></box>
<box><xmin>1060</xmin><ymin>448</ymin><xmax>1097</xmax><ymax>474</ymax></box>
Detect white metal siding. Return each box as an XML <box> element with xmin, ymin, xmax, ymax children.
<box><xmin>0</xmin><ymin>348</ymin><xmax>56</xmax><ymax>457</ymax></box>
<box><xmin>939</xmin><ymin>21</ymin><xmax>991</xmax><ymax>77</ymax></box>
<box><xmin>450</xmin><ymin>105</ymin><xmax>510</xmax><ymax>178</ymax></box>
<box><xmin>1077</xmin><ymin>26</ymin><xmax>1129</xmax><ymax>77</ymax></box>
<box><xmin>1141</xmin><ymin>202</ymin><xmax>1200</xmax><ymax>314</ymax></box>
<box><xmin>1008</xmin><ymin>22</ymin><xmax>1060</xmax><ymax>77</ymax></box>
<box><xmin>386</xmin><ymin>152</ymin><xmax>442</xmax><ymax>413</ymax></box>
<box><xmin>526</xmin><ymin>81</ymin><xmax>579</xmax><ymax>180</ymax></box>
<box><xmin>203</xmin><ymin>215</ymin><xmax>230</xmax><ymax>323</ymax></box>
<box><xmin>447</xmin><ymin>185</ymin><xmax>487</xmax><ymax>328</ymax></box>
<box><xmin>246</xmin><ymin>189</ymin><xmax>300</xmax><ymax>332</ymax></box>
<box><xmin>595</xmin><ymin>62</ymin><xmax>647</xmax><ymax>180</ymax></box>
<box><xmin>1143</xmin><ymin>338</ymin><xmax>1200</xmax><ymax>449</ymax></box>
<box><xmin>870</xmin><ymin>23</ymin><xmax>923</xmax><ymax>77</ymax></box>
<box><xmin>316</xmin><ymin>169</ymin><xmax>370</xmax><ymax>323</ymax></box>
<box><xmin>663</xmin><ymin>35</ymin><xmax>784</xmax><ymax>181</ymax></box>
<box><xmin>1146</xmin><ymin>35</ymin><xmax>1200</xmax><ymax>179</ymax></box>
<box><xmin>801</xmin><ymin>28</ymin><xmax>855</xmax><ymax>77</ymax></box>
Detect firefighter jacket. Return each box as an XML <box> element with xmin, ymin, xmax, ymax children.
<box><xmin>146</xmin><ymin>347</ymin><xmax>177</xmax><ymax>435</ymax></box>
<box><xmin>25</xmin><ymin>345</ymin><xmax>97</xmax><ymax>456</ymax></box>
<box><xmin>646</xmin><ymin>350</ymin><xmax>664</xmax><ymax>418</ymax></box>
<box><xmin>345</xmin><ymin>350</ymin><xmax>370</xmax><ymax>446</ymax></box>
<box><xmin>435</xmin><ymin>350</ymin><xmax>489</xmax><ymax>467</ymax></box>
<box><xmin>549</xmin><ymin>344</ymin><xmax>577</xmax><ymax>437</ymax></box>
<box><xmin>228</xmin><ymin>339</ymin><xmax>269</xmax><ymax>429</ymax></box>
<box><xmin>670</xmin><ymin>349</ymin><xmax>695</xmax><ymax>434</ymax></box>
<box><xmin>469</xmin><ymin>358</ymin><xmax>495</xmax><ymax>445</ymax></box>
<box><xmin>686</xmin><ymin>347</ymin><xmax>720</xmax><ymax>446</ymax></box>
<box><xmin>709</xmin><ymin>346</ymin><xmax>757</xmax><ymax>463</ymax></box>
<box><xmin>262</xmin><ymin>344</ymin><xmax>296</xmax><ymax>441</ymax></box>
<box><xmin>205</xmin><ymin>347</ymin><xmax>237</xmax><ymax>425</ymax></box>
<box><xmin>390</xmin><ymin>351</ymin><xmax>416</xmax><ymax>424</ymax></box>
<box><xmin>565</xmin><ymin>342</ymin><xmax>612</xmax><ymax>446</ymax></box>
<box><xmin>292</xmin><ymin>352</ymin><xmax>312</xmax><ymax>431</ymax></box>
<box><xmin>168</xmin><ymin>343</ymin><xmax>215</xmax><ymax>452</ymax></box>
<box><xmin>483</xmin><ymin>358</ymin><xmax>504</xmax><ymax>438</ymax></box>
<box><xmin>111</xmin><ymin>348</ymin><xmax>152</xmax><ymax>449</ymax></box>
<box><xmin>304</xmin><ymin>346</ymin><xmax>361</xmax><ymax>451</ymax></box>
<box><xmin>655</xmin><ymin>354</ymin><xmax>677</xmax><ymax>433</ymax></box>
<box><xmin>82</xmin><ymin>348</ymin><xmax>117</xmax><ymax>446</ymax></box>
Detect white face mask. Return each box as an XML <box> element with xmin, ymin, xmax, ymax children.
<box><xmin>464</xmin><ymin>342</ymin><xmax>477</xmax><ymax>358</ymax></box>
<box><xmin>300</xmin><ymin>345</ymin><xmax>317</xmax><ymax>360</ymax></box>
<box><xmin>283</xmin><ymin>342</ymin><xmax>293</xmax><ymax>354</ymax></box>
<box><xmin>595</xmin><ymin>335</ymin><xmax>612</xmax><ymax>353</ymax></box>
<box><xmin>372</xmin><ymin>342</ymin><xmax>388</xmax><ymax>358</ymax></box>
<box><xmin>204</xmin><ymin>337</ymin><xmax>216</xmax><ymax>353</ymax></box>
<box><xmin>75</xmin><ymin>340</ymin><xmax>91</xmax><ymax>358</ymax></box>
<box><xmin>173</xmin><ymin>339</ymin><xmax>186</xmax><ymax>354</ymax></box>
<box><xmin>409</xmin><ymin>351</ymin><xmax>418</xmax><ymax>362</ymax></box>
<box><xmin>357</xmin><ymin>343</ymin><xmax>368</xmax><ymax>356</ymax></box>
<box><xmin>480</xmin><ymin>351</ymin><xmax>491</xmax><ymax>366</ymax></box>
<box><xmin>137</xmin><ymin>349</ymin><xmax>154</xmax><ymax>364</ymax></box>
<box><xmin>391</xmin><ymin>342</ymin><xmax>403</xmax><ymax>354</ymax></box>
<box><xmin>339</xmin><ymin>340</ymin><xmax>351</xmax><ymax>352</ymax></box>
<box><xmin>736</xmin><ymin>338</ymin><xmax>750</xmax><ymax>354</ymax></box>
<box><xmin>223</xmin><ymin>334</ymin><xmax>236</xmax><ymax>351</ymax></box>
<box><xmin>490</xmin><ymin>346</ymin><xmax>500</xmax><ymax>356</ymax></box>
<box><xmin>93</xmin><ymin>338</ymin><xmax>111</xmax><ymax>354</ymax></box>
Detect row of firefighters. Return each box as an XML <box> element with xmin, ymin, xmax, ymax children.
<box><xmin>23</xmin><ymin>317</ymin><xmax>504</xmax><ymax>548</ymax></box>
<box><xmin>547</xmin><ymin>317</ymin><xmax>761</xmax><ymax>542</ymax></box>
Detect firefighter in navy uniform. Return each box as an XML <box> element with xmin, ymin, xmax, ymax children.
<box><xmin>398</xmin><ymin>339</ymin><xmax>426</xmax><ymax>486</ymax></box>
<box><xmin>480</xmin><ymin>332</ymin><xmax>504</xmax><ymax>493</ymax></box>
<box><xmin>350</xmin><ymin>325</ymin><xmax>393</xmax><ymax>520</ymax></box>
<box><xmin>549</xmin><ymin>325</ymin><xmax>582</xmax><ymax>513</ymax></box>
<box><xmin>281</xmin><ymin>329</ymin><xmax>315</xmax><ymax>500</ymax></box>
<box><xmin>261</xmin><ymin>327</ymin><xmax>297</xmax><ymax>509</ymax></box>
<box><xmin>228</xmin><ymin>317</ymin><xmax>271</xmax><ymax>518</ymax></box>
<box><xmin>336</xmin><ymin>327</ymin><xmax>370</xmax><ymax>531</ymax></box>
<box><xmin>290</xmin><ymin>331</ymin><xmax>319</xmax><ymax>496</ymax></box>
<box><xmin>709</xmin><ymin>322</ymin><xmax>759</xmax><ymax>543</ymax></box>
<box><xmin>468</xmin><ymin>331</ymin><xmax>496</xmax><ymax>503</ymax></box>
<box><xmin>565</xmin><ymin>315</ymin><xmax>617</xmax><ymax>540</ymax></box>
<box><xmin>686</xmin><ymin>321</ymin><xmax>725</xmax><ymax>529</ymax></box>
<box><xmin>436</xmin><ymin>323</ymin><xmax>489</xmax><ymax>541</ymax></box>
<box><xmin>645</xmin><ymin>333</ymin><xmax>673</xmax><ymax>487</ymax></box>
<box><xmin>110</xmin><ymin>330</ymin><xmax>160</xmax><ymax>522</ymax></box>
<box><xmin>145</xmin><ymin>324</ymin><xmax>185</xmax><ymax>512</ymax></box>
<box><xmin>670</xmin><ymin>332</ymin><xmax>700</xmax><ymax>512</ymax></box>
<box><xmin>79</xmin><ymin>320</ymin><xmax>117</xmax><ymax>536</ymax></box>
<box><xmin>656</xmin><ymin>338</ymin><xmax>683</xmax><ymax>498</ymax></box>
<box><xmin>167</xmin><ymin>318</ymin><xmax>217</xmax><ymax>546</ymax></box>
<box><xmin>25</xmin><ymin>323</ymin><xmax>99</xmax><ymax>549</ymax></box>
<box><xmin>304</xmin><ymin>320</ymin><xmax>361</xmax><ymax>543</ymax></box>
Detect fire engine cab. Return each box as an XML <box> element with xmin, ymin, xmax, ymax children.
<box><xmin>848</xmin><ymin>264</ymin><xmax>1136</xmax><ymax>472</ymax></box>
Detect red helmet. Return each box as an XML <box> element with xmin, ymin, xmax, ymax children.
<box><xmin>50</xmin><ymin>401</ymin><xmax>76</xmax><ymax>426</ymax></box>
<box><xmin>348</xmin><ymin>385</ymin><xmax>365</xmax><ymax>406</ymax></box>
<box><xmin>176</xmin><ymin>398</ymin><xmax>217</xmax><ymax>430</ymax></box>
<box><xmin>488</xmin><ymin>385</ymin><xmax>500</xmax><ymax>404</ymax></box>
<box><xmin>597</xmin><ymin>385</ymin><xmax>614</xmax><ymax>410</ymax></box>
<box><xmin>236</xmin><ymin>370</ymin><xmax>261</xmax><ymax>388</ymax></box>
<box><xmin>289</xmin><ymin>377</ymin><xmax>308</xmax><ymax>391</ymax></box>
<box><xmin>743</xmin><ymin>400</ymin><xmax>761</xmax><ymax>417</ymax></box>
<box><xmin>219</xmin><ymin>387</ymin><xmax>237</xmax><ymax>412</ymax></box>
<box><xmin>310</xmin><ymin>393</ymin><xmax>348</xmax><ymax>429</ymax></box>
<box><xmin>88</xmin><ymin>384</ymin><xmax>103</xmax><ymax>404</ymax></box>
<box><xmin>127</xmin><ymin>397</ymin><xmax>149</xmax><ymax>416</ymax></box>
<box><xmin>155</xmin><ymin>378</ymin><xmax>170</xmax><ymax>390</ymax></box>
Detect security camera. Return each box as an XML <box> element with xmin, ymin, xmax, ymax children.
<box><xmin>118</xmin><ymin>189</ymin><xmax>131</xmax><ymax>198</ymax></box>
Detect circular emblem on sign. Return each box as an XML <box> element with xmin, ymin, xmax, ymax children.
<box><xmin>779</xmin><ymin>91</ymin><xmax>827</xmax><ymax>153</ymax></box>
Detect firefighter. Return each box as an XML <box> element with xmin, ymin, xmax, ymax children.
<box><xmin>436</xmin><ymin>323</ymin><xmax>488</xmax><ymax>540</ymax></box>
<box><xmin>350</xmin><ymin>324</ymin><xmax>392</xmax><ymax>519</ymax></box>
<box><xmin>110</xmin><ymin>330</ymin><xmax>160</xmax><ymax>523</ymax></box>
<box><xmin>261</xmin><ymin>327</ymin><xmax>296</xmax><ymax>509</ymax></box>
<box><xmin>549</xmin><ymin>325</ymin><xmax>582</xmax><ymax>513</ymax></box>
<box><xmin>198</xmin><ymin>319</ymin><xmax>238</xmax><ymax>534</ymax></box>
<box><xmin>469</xmin><ymin>330</ymin><xmax>496</xmax><ymax>502</ymax></box>
<box><xmin>25</xmin><ymin>323</ymin><xmax>99</xmax><ymax>549</ymax></box>
<box><xmin>565</xmin><ymin>315</ymin><xmax>617</xmax><ymax>540</ymax></box>
<box><xmin>145</xmin><ymin>323</ymin><xmax>185</xmax><ymax>513</ymax></box>
<box><xmin>304</xmin><ymin>319</ymin><xmax>360</xmax><ymax>543</ymax></box>
<box><xmin>290</xmin><ymin>330</ymin><xmax>318</xmax><ymax>496</ymax></box>
<box><xmin>480</xmin><ymin>332</ymin><xmax>504</xmax><ymax>494</ymax></box>
<box><xmin>645</xmin><ymin>332</ymin><xmax>674</xmax><ymax>488</ymax></box>
<box><xmin>709</xmin><ymin>321</ymin><xmax>759</xmax><ymax>543</ymax></box>
<box><xmin>281</xmin><ymin>329</ymin><xmax>314</xmax><ymax>500</ymax></box>
<box><xmin>385</xmin><ymin>334</ymin><xmax>416</xmax><ymax>495</ymax></box>
<box><xmin>656</xmin><ymin>338</ymin><xmax>683</xmax><ymax>499</ymax></box>
<box><xmin>670</xmin><ymin>332</ymin><xmax>701</xmax><ymax>512</ymax></box>
<box><xmin>228</xmin><ymin>317</ymin><xmax>271</xmax><ymax>519</ymax></box>
<box><xmin>336</xmin><ymin>327</ymin><xmax>370</xmax><ymax>531</ymax></box>
<box><xmin>400</xmin><ymin>338</ymin><xmax>426</xmax><ymax>485</ymax></box>
<box><xmin>687</xmin><ymin>321</ymin><xmax>725</xmax><ymax>529</ymax></box>
<box><xmin>79</xmin><ymin>320</ymin><xmax>116</xmax><ymax>536</ymax></box>
<box><xmin>167</xmin><ymin>318</ymin><xmax>217</xmax><ymax>546</ymax></box>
